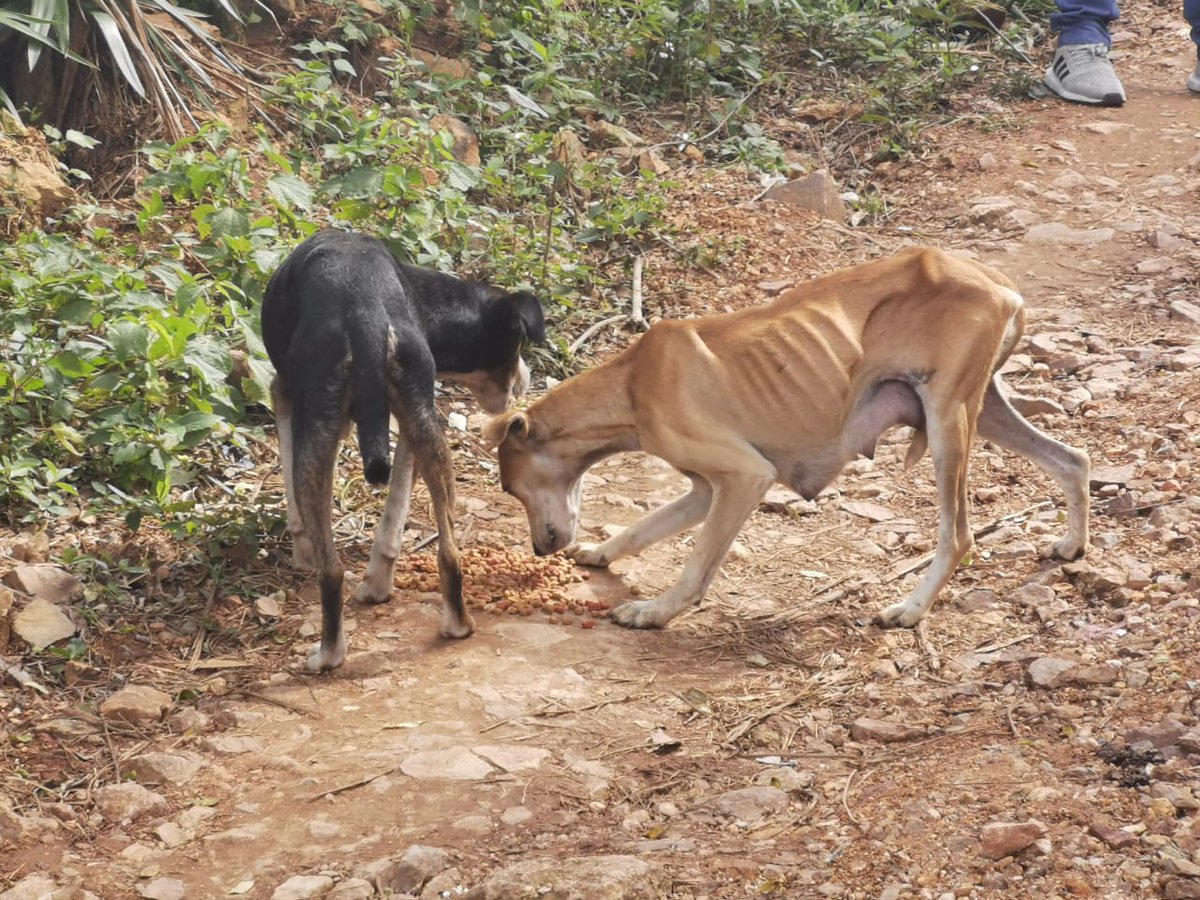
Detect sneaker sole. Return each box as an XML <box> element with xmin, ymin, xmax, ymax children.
<box><xmin>1189</xmin><ymin>76</ymin><xmax>1200</xmax><ymax>94</ymax></box>
<box><xmin>1044</xmin><ymin>70</ymin><xmax>1125</xmax><ymax>107</ymax></box>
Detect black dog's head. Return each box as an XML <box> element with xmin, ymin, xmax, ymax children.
<box><xmin>441</xmin><ymin>288</ymin><xmax>547</xmax><ymax>414</ymax></box>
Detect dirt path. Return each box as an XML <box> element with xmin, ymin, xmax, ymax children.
<box><xmin>4</xmin><ymin>3</ymin><xmax>1200</xmax><ymax>898</ymax></box>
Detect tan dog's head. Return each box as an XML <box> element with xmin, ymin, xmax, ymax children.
<box><xmin>484</xmin><ymin>410</ymin><xmax>582</xmax><ymax>556</ymax></box>
<box><xmin>442</xmin><ymin>356</ymin><xmax>531</xmax><ymax>415</ymax></box>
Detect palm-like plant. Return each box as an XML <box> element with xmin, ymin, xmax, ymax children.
<box><xmin>0</xmin><ymin>0</ymin><xmax>262</xmax><ymax>141</ymax></box>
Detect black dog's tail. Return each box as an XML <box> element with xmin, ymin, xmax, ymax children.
<box><xmin>346</xmin><ymin>309</ymin><xmax>392</xmax><ymax>486</ymax></box>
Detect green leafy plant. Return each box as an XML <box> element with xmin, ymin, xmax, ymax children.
<box><xmin>0</xmin><ymin>0</ymin><xmax>1052</xmax><ymax>540</ymax></box>
<box><xmin>0</xmin><ymin>0</ymin><xmax>255</xmax><ymax>139</ymax></box>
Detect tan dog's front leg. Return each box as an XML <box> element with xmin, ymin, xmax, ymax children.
<box><xmin>612</xmin><ymin>471</ymin><xmax>771</xmax><ymax>628</ymax></box>
<box><xmin>569</xmin><ymin>477</ymin><xmax>713</xmax><ymax>568</ymax></box>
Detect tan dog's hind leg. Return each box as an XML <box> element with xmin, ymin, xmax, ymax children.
<box><xmin>878</xmin><ymin>401</ymin><xmax>975</xmax><ymax>628</ymax></box>
<box><xmin>569</xmin><ymin>476</ymin><xmax>714</xmax><ymax>568</ymax></box>
<box><xmin>272</xmin><ymin>377</ymin><xmax>318</xmax><ymax>571</ymax></box>
<box><xmin>611</xmin><ymin>464</ymin><xmax>773</xmax><ymax>629</ymax></box>
<box><xmin>355</xmin><ymin>443</ymin><xmax>415</xmax><ymax>604</ymax></box>
<box><xmin>976</xmin><ymin>377</ymin><xmax>1090</xmax><ymax>560</ymax></box>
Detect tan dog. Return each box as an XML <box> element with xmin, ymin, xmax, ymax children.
<box><xmin>484</xmin><ymin>247</ymin><xmax>1090</xmax><ymax>630</ymax></box>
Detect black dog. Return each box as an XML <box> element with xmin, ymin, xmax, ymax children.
<box><xmin>261</xmin><ymin>228</ymin><xmax>545</xmax><ymax>672</ymax></box>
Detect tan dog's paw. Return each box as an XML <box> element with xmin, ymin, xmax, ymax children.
<box><xmin>611</xmin><ymin>599</ymin><xmax>669</xmax><ymax>629</ymax></box>
<box><xmin>1044</xmin><ymin>535</ymin><xmax>1086</xmax><ymax>561</ymax></box>
<box><xmin>353</xmin><ymin>581</ymin><xmax>392</xmax><ymax>605</ymax></box>
<box><xmin>352</xmin><ymin>568</ymin><xmax>392</xmax><ymax>606</ymax></box>
<box><xmin>440</xmin><ymin>609</ymin><xmax>475</xmax><ymax>640</ymax></box>
<box><xmin>875</xmin><ymin>601</ymin><xmax>923</xmax><ymax>629</ymax></box>
<box><xmin>566</xmin><ymin>542</ymin><xmax>611</xmax><ymax>568</ymax></box>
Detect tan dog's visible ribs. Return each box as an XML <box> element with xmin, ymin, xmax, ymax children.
<box><xmin>486</xmin><ymin>247</ymin><xmax>1091</xmax><ymax>630</ymax></box>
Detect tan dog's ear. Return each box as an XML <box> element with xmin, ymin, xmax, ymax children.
<box><xmin>482</xmin><ymin>411</ymin><xmax>530</xmax><ymax>449</ymax></box>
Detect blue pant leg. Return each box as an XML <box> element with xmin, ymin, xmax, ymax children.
<box><xmin>1051</xmin><ymin>0</ymin><xmax>1120</xmax><ymax>46</ymax></box>
<box><xmin>1185</xmin><ymin>0</ymin><xmax>1200</xmax><ymax>52</ymax></box>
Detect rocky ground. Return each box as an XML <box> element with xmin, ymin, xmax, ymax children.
<box><xmin>3</xmin><ymin>2</ymin><xmax>1200</xmax><ymax>898</ymax></box>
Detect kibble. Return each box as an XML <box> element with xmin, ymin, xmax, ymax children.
<box><xmin>392</xmin><ymin>546</ymin><xmax>609</xmax><ymax>623</ymax></box>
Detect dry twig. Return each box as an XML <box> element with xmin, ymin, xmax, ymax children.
<box><xmin>308</xmin><ymin>766</ymin><xmax>399</xmax><ymax>802</ymax></box>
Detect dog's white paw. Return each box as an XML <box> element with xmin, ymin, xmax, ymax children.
<box><xmin>876</xmin><ymin>601</ymin><xmax>924</xmax><ymax>629</ymax></box>
<box><xmin>1044</xmin><ymin>535</ymin><xmax>1086</xmax><ymax>562</ymax></box>
<box><xmin>304</xmin><ymin>637</ymin><xmax>346</xmax><ymax>673</ymax></box>
<box><xmin>353</xmin><ymin>579</ymin><xmax>392</xmax><ymax>605</ymax></box>
<box><xmin>567</xmin><ymin>542</ymin><xmax>611</xmax><ymax>568</ymax></box>
<box><xmin>611</xmin><ymin>599</ymin><xmax>670</xmax><ymax>629</ymax></box>
<box><xmin>440</xmin><ymin>610</ymin><xmax>475</xmax><ymax>640</ymax></box>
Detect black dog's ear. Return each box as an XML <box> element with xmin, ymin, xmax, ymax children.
<box><xmin>500</xmin><ymin>290</ymin><xmax>547</xmax><ymax>344</ymax></box>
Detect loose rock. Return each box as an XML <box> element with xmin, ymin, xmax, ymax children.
<box><xmin>270</xmin><ymin>876</ymin><xmax>334</xmax><ymax>900</ymax></box>
<box><xmin>400</xmin><ymin>747</ymin><xmax>493</xmax><ymax>780</ymax></box>
<box><xmin>0</xmin><ymin>875</ymin><xmax>63</xmax><ymax>900</ymax></box>
<box><xmin>979</xmin><ymin>820</ymin><xmax>1047</xmax><ymax>859</ymax></box>
<box><xmin>364</xmin><ymin>845</ymin><xmax>451</xmax><ymax>895</ymax></box>
<box><xmin>762</xmin><ymin>170</ymin><xmax>847</xmax><ymax>221</ymax></box>
<box><xmin>92</xmin><ymin>783</ymin><xmax>169</xmax><ymax>823</ymax></box>
<box><xmin>1027</xmin><ymin>657</ymin><xmax>1078</xmax><ymax>688</ymax></box>
<box><xmin>140</xmin><ymin>877</ymin><xmax>186</xmax><ymax>900</ymax></box>
<box><xmin>3</xmin><ymin>564</ymin><xmax>83</xmax><ymax>604</ymax></box>
<box><xmin>1025</xmin><ymin>223</ymin><xmax>1114</xmax><ymax>245</ymax></box>
<box><xmin>470</xmin><ymin>855</ymin><xmax>668</xmax><ymax>899</ymax></box>
<box><xmin>12</xmin><ymin>597</ymin><xmax>75</xmax><ymax>650</ymax></box>
<box><xmin>701</xmin><ymin>786</ymin><xmax>789</xmax><ymax>822</ymax></box>
<box><xmin>129</xmin><ymin>752</ymin><xmax>203</xmax><ymax>786</ymax></box>
<box><xmin>849</xmin><ymin>718</ymin><xmax>925</xmax><ymax>743</ymax></box>
<box><xmin>101</xmin><ymin>685</ymin><xmax>172</xmax><ymax>726</ymax></box>
<box><xmin>1089</xmin><ymin>820</ymin><xmax>1138</xmax><ymax>849</ymax></box>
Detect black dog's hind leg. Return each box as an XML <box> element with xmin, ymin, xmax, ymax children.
<box><xmin>413</xmin><ymin>418</ymin><xmax>473</xmax><ymax>640</ymax></box>
<box><xmin>389</xmin><ymin>343</ymin><xmax>474</xmax><ymax>640</ymax></box>
<box><xmin>355</xmin><ymin>441</ymin><xmax>416</xmax><ymax>604</ymax></box>
<box><xmin>292</xmin><ymin>379</ymin><xmax>352</xmax><ymax>673</ymax></box>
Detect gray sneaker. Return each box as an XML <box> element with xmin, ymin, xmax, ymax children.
<box><xmin>1189</xmin><ymin>59</ymin><xmax>1200</xmax><ymax>94</ymax></box>
<box><xmin>1044</xmin><ymin>43</ymin><xmax>1126</xmax><ymax>106</ymax></box>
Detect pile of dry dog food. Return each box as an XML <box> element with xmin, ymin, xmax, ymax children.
<box><xmin>393</xmin><ymin>546</ymin><xmax>611</xmax><ymax>626</ymax></box>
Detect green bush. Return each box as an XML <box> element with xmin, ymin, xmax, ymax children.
<box><xmin>0</xmin><ymin>0</ymin><xmax>1050</xmax><ymax>534</ymax></box>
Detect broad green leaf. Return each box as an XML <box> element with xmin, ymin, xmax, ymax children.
<box><xmin>65</xmin><ymin>129</ymin><xmax>100</xmax><ymax>149</ymax></box>
<box><xmin>266</xmin><ymin>173</ymin><xmax>313</xmax><ymax>211</ymax></box>
<box><xmin>335</xmin><ymin>167</ymin><xmax>383</xmax><ymax>199</ymax></box>
<box><xmin>210</xmin><ymin>207</ymin><xmax>250</xmax><ymax>239</ymax></box>
<box><xmin>444</xmin><ymin>162</ymin><xmax>480</xmax><ymax>192</ymax></box>
<box><xmin>510</xmin><ymin>29</ymin><xmax>549</xmax><ymax>63</ymax></box>
<box><xmin>113</xmin><ymin>443</ymin><xmax>148</xmax><ymax>466</ymax></box>
<box><xmin>88</xmin><ymin>10</ymin><xmax>145</xmax><ymax>97</ymax></box>
<box><xmin>47</xmin><ymin>349</ymin><xmax>94</xmax><ymax>378</ymax></box>
<box><xmin>108</xmin><ymin>321</ymin><xmax>152</xmax><ymax>362</ymax></box>
<box><xmin>183</xmin><ymin>333</ymin><xmax>231</xmax><ymax>389</ymax></box>
<box><xmin>502</xmin><ymin>84</ymin><xmax>549</xmax><ymax>118</ymax></box>
<box><xmin>174</xmin><ymin>410</ymin><xmax>221</xmax><ymax>433</ymax></box>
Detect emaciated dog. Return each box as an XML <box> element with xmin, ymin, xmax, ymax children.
<box><xmin>484</xmin><ymin>247</ymin><xmax>1090</xmax><ymax>630</ymax></box>
<box><xmin>263</xmin><ymin>228</ymin><xmax>545</xmax><ymax>671</ymax></box>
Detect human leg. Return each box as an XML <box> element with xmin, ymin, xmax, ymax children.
<box><xmin>1045</xmin><ymin>0</ymin><xmax>1125</xmax><ymax>105</ymax></box>
<box><xmin>1186</xmin><ymin>0</ymin><xmax>1200</xmax><ymax>92</ymax></box>
<box><xmin>1050</xmin><ymin>0</ymin><xmax>1120</xmax><ymax>46</ymax></box>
